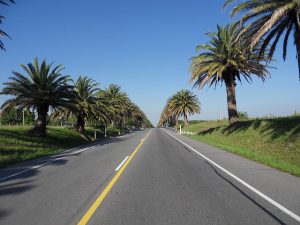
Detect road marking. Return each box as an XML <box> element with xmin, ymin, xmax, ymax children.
<box><xmin>0</xmin><ymin>157</ymin><xmax>65</xmax><ymax>182</ymax></box>
<box><xmin>77</xmin><ymin>131</ymin><xmax>150</xmax><ymax>225</ymax></box>
<box><xmin>115</xmin><ymin>156</ymin><xmax>129</xmax><ymax>172</ymax></box>
<box><xmin>0</xmin><ymin>145</ymin><xmax>96</xmax><ymax>182</ymax></box>
<box><xmin>162</xmin><ymin>129</ymin><xmax>300</xmax><ymax>223</ymax></box>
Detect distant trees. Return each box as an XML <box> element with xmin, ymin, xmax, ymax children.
<box><xmin>0</xmin><ymin>107</ymin><xmax>34</xmax><ymax>125</ymax></box>
<box><xmin>99</xmin><ymin>84</ymin><xmax>152</xmax><ymax>130</ymax></box>
<box><xmin>0</xmin><ymin>58</ymin><xmax>152</xmax><ymax>136</ymax></box>
<box><xmin>158</xmin><ymin>89</ymin><xmax>200</xmax><ymax>127</ymax></box>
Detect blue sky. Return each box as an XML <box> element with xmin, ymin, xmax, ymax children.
<box><xmin>0</xmin><ymin>0</ymin><xmax>299</xmax><ymax>125</ymax></box>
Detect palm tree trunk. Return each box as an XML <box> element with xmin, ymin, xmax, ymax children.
<box><xmin>295</xmin><ymin>27</ymin><xmax>300</xmax><ymax>80</ymax></box>
<box><xmin>184</xmin><ymin>112</ymin><xmax>189</xmax><ymax>126</ymax></box>
<box><xmin>33</xmin><ymin>105</ymin><xmax>49</xmax><ymax>137</ymax></box>
<box><xmin>76</xmin><ymin>113</ymin><xmax>85</xmax><ymax>133</ymax></box>
<box><xmin>225</xmin><ymin>78</ymin><xmax>239</xmax><ymax>125</ymax></box>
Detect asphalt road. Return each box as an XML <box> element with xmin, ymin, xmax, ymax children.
<box><xmin>0</xmin><ymin>128</ymin><xmax>299</xmax><ymax>225</ymax></box>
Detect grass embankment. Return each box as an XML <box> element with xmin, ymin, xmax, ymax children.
<box><xmin>182</xmin><ymin>116</ymin><xmax>300</xmax><ymax>176</ymax></box>
<box><xmin>0</xmin><ymin>126</ymin><xmax>105</xmax><ymax>167</ymax></box>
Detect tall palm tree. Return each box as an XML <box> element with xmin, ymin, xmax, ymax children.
<box><xmin>73</xmin><ymin>76</ymin><xmax>100</xmax><ymax>133</ymax></box>
<box><xmin>225</xmin><ymin>0</ymin><xmax>300</xmax><ymax>78</ymax></box>
<box><xmin>125</xmin><ymin>100</ymin><xmax>147</xmax><ymax>128</ymax></box>
<box><xmin>190</xmin><ymin>24</ymin><xmax>269</xmax><ymax>124</ymax></box>
<box><xmin>0</xmin><ymin>58</ymin><xmax>75</xmax><ymax>136</ymax></box>
<box><xmin>168</xmin><ymin>89</ymin><xmax>200</xmax><ymax>126</ymax></box>
<box><xmin>158</xmin><ymin>98</ymin><xmax>177</xmax><ymax>127</ymax></box>
<box><xmin>99</xmin><ymin>84</ymin><xmax>129</xmax><ymax>127</ymax></box>
<box><xmin>0</xmin><ymin>0</ymin><xmax>15</xmax><ymax>51</ymax></box>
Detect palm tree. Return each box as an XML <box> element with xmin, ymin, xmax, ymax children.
<box><xmin>158</xmin><ymin>98</ymin><xmax>177</xmax><ymax>127</ymax></box>
<box><xmin>0</xmin><ymin>0</ymin><xmax>15</xmax><ymax>51</ymax></box>
<box><xmin>224</xmin><ymin>0</ymin><xmax>300</xmax><ymax>78</ymax></box>
<box><xmin>190</xmin><ymin>24</ymin><xmax>269</xmax><ymax>124</ymax></box>
<box><xmin>99</xmin><ymin>84</ymin><xmax>129</xmax><ymax>127</ymax></box>
<box><xmin>125</xmin><ymin>100</ymin><xmax>147</xmax><ymax>128</ymax></box>
<box><xmin>73</xmin><ymin>76</ymin><xmax>100</xmax><ymax>133</ymax></box>
<box><xmin>0</xmin><ymin>58</ymin><xmax>75</xmax><ymax>136</ymax></box>
<box><xmin>168</xmin><ymin>89</ymin><xmax>200</xmax><ymax>126</ymax></box>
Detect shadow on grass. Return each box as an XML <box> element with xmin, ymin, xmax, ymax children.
<box><xmin>205</xmin><ymin>162</ymin><xmax>285</xmax><ymax>224</ymax></box>
<box><xmin>0</xmin><ymin>128</ymin><xmax>86</xmax><ymax>148</ymax></box>
<box><xmin>0</xmin><ymin>127</ymin><xmax>102</xmax><ymax>166</ymax></box>
<box><xmin>198</xmin><ymin>116</ymin><xmax>300</xmax><ymax>143</ymax></box>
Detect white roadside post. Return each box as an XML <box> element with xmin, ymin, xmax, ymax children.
<box><xmin>179</xmin><ymin>125</ymin><xmax>182</xmax><ymax>135</ymax></box>
<box><xmin>104</xmin><ymin>124</ymin><xmax>107</xmax><ymax>138</ymax></box>
<box><xmin>94</xmin><ymin>129</ymin><xmax>97</xmax><ymax>140</ymax></box>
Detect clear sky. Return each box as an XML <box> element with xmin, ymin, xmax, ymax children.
<box><xmin>0</xmin><ymin>0</ymin><xmax>300</xmax><ymax>125</ymax></box>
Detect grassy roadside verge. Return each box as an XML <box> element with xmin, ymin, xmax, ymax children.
<box><xmin>181</xmin><ymin>117</ymin><xmax>300</xmax><ymax>176</ymax></box>
<box><xmin>0</xmin><ymin>126</ymin><xmax>105</xmax><ymax>168</ymax></box>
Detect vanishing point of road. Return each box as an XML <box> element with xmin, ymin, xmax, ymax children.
<box><xmin>0</xmin><ymin>128</ymin><xmax>300</xmax><ymax>225</ymax></box>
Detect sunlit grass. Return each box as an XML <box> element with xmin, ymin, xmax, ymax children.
<box><xmin>0</xmin><ymin>126</ymin><xmax>104</xmax><ymax>167</ymax></box>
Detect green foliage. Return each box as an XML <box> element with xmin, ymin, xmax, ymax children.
<box><xmin>225</xmin><ymin>0</ymin><xmax>300</xmax><ymax>79</ymax></box>
<box><xmin>0</xmin><ymin>126</ymin><xmax>100</xmax><ymax>167</ymax></box>
<box><xmin>158</xmin><ymin>89</ymin><xmax>200</xmax><ymax>127</ymax></box>
<box><xmin>0</xmin><ymin>108</ymin><xmax>34</xmax><ymax>125</ymax></box>
<box><xmin>70</xmin><ymin>76</ymin><xmax>104</xmax><ymax>133</ymax></box>
<box><xmin>0</xmin><ymin>58</ymin><xmax>76</xmax><ymax>136</ymax></box>
<box><xmin>190</xmin><ymin>24</ymin><xmax>269</xmax><ymax>89</ymax></box>
<box><xmin>189</xmin><ymin>24</ymin><xmax>270</xmax><ymax>124</ymax></box>
<box><xmin>99</xmin><ymin>84</ymin><xmax>152</xmax><ymax>129</ymax></box>
<box><xmin>0</xmin><ymin>107</ymin><xmax>21</xmax><ymax>125</ymax></box>
<box><xmin>0</xmin><ymin>0</ymin><xmax>15</xmax><ymax>51</ymax></box>
<box><xmin>237</xmin><ymin>111</ymin><xmax>249</xmax><ymax>120</ymax></box>
<box><xmin>106</xmin><ymin>126</ymin><xmax>120</xmax><ymax>136</ymax></box>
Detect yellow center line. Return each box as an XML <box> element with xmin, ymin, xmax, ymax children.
<box><xmin>77</xmin><ymin>131</ymin><xmax>151</xmax><ymax>225</ymax></box>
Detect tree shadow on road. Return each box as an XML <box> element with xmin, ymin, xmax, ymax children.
<box><xmin>205</xmin><ymin>162</ymin><xmax>285</xmax><ymax>225</ymax></box>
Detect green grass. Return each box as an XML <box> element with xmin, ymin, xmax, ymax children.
<box><xmin>181</xmin><ymin>116</ymin><xmax>300</xmax><ymax>176</ymax></box>
<box><xmin>0</xmin><ymin>126</ymin><xmax>104</xmax><ymax>167</ymax></box>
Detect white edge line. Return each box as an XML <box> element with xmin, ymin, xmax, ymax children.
<box><xmin>0</xmin><ymin>131</ymin><xmax>152</xmax><ymax>182</ymax></box>
<box><xmin>115</xmin><ymin>156</ymin><xmax>129</xmax><ymax>172</ymax></box>
<box><xmin>162</xmin><ymin>128</ymin><xmax>300</xmax><ymax>223</ymax></box>
<box><xmin>0</xmin><ymin>157</ymin><xmax>65</xmax><ymax>182</ymax></box>
<box><xmin>0</xmin><ymin>146</ymin><xmax>96</xmax><ymax>182</ymax></box>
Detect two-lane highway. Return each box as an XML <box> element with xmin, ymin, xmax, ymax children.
<box><xmin>0</xmin><ymin>128</ymin><xmax>300</xmax><ymax>225</ymax></box>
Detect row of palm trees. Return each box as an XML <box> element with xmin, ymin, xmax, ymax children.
<box><xmin>158</xmin><ymin>90</ymin><xmax>200</xmax><ymax>127</ymax></box>
<box><xmin>0</xmin><ymin>58</ymin><xmax>152</xmax><ymax>137</ymax></box>
<box><xmin>160</xmin><ymin>0</ymin><xmax>300</xmax><ymax>126</ymax></box>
